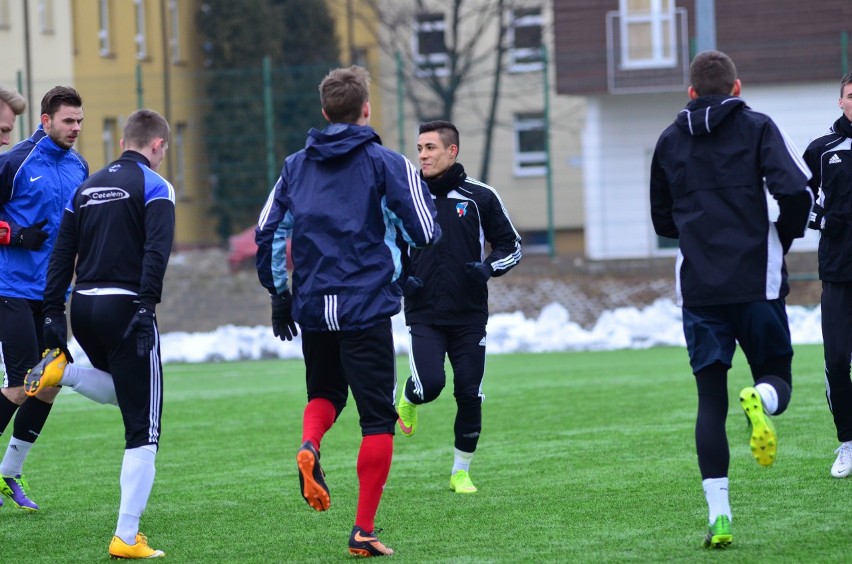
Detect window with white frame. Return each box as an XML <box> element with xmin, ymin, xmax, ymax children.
<box><xmin>102</xmin><ymin>118</ymin><xmax>118</xmax><ymax>165</ymax></box>
<box><xmin>508</xmin><ymin>7</ymin><xmax>543</xmax><ymax>72</ymax></box>
<box><xmin>134</xmin><ymin>0</ymin><xmax>147</xmax><ymax>60</ymax></box>
<box><xmin>98</xmin><ymin>0</ymin><xmax>112</xmax><ymax>57</ymax></box>
<box><xmin>38</xmin><ymin>0</ymin><xmax>54</xmax><ymax>33</ymax></box>
<box><xmin>413</xmin><ymin>12</ymin><xmax>448</xmax><ymax>77</ymax></box>
<box><xmin>619</xmin><ymin>0</ymin><xmax>676</xmax><ymax>69</ymax></box>
<box><xmin>169</xmin><ymin>0</ymin><xmax>182</xmax><ymax>63</ymax></box>
<box><xmin>513</xmin><ymin>112</ymin><xmax>547</xmax><ymax>177</ymax></box>
<box><xmin>173</xmin><ymin>123</ymin><xmax>187</xmax><ymax>199</ymax></box>
<box><xmin>0</xmin><ymin>0</ymin><xmax>10</xmax><ymax>30</ymax></box>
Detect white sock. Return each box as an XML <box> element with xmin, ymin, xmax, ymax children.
<box><xmin>451</xmin><ymin>448</ymin><xmax>474</xmax><ymax>474</ymax></box>
<box><xmin>63</xmin><ymin>365</ymin><xmax>118</xmax><ymax>405</ymax></box>
<box><xmin>0</xmin><ymin>437</ymin><xmax>33</xmax><ymax>477</ymax></box>
<box><xmin>755</xmin><ymin>383</ymin><xmax>779</xmax><ymax>415</ymax></box>
<box><xmin>115</xmin><ymin>445</ymin><xmax>157</xmax><ymax>544</ymax></box>
<box><xmin>702</xmin><ymin>477</ymin><xmax>731</xmax><ymax>525</ymax></box>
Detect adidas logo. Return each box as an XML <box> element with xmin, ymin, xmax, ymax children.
<box><xmin>829</xmin><ymin>154</ymin><xmax>842</xmax><ymax>164</ymax></box>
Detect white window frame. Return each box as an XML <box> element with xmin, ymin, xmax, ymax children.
<box><xmin>102</xmin><ymin>118</ymin><xmax>118</xmax><ymax>165</ymax></box>
<box><xmin>38</xmin><ymin>0</ymin><xmax>54</xmax><ymax>34</ymax></box>
<box><xmin>174</xmin><ymin>123</ymin><xmax>187</xmax><ymax>199</ymax></box>
<box><xmin>413</xmin><ymin>12</ymin><xmax>449</xmax><ymax>78</ymax></box>
<box><xmin>134</xmin><ymin>0</ymin><xmax>147</xmax><ymax>60</ymax></box>
<box><xmin>98</xmin><ymin>0</ymin><xmax>112</xmax><ymax>57</ymax></box>
<box><xmin>513</xmin><ymin>112</ymin><xmax>547</xmax><ymax>177</ymax></box>
<box><xmin>618</xmin><ymin>0</ymin><xmax>676</xmax><ymax>70</ymax></box>
<box><xmin>507</xmin><ymin>7</ymin><xmax>544</xmax><ymax>73</ymax></box>
<box><xmin>0</xmin><ymin>0</ymin><xmax>10</xmax><ymax>30</ymax></box>
<box><xmin>169</xmin><ymin>0</ymin><xmax>182</xmax><ymax>63</ymax></box>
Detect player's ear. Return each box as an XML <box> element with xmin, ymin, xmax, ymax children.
<box><xmin>731</xmin><ymin>79</ymin><xmax>741</xmax><ymax>97</ymax></box>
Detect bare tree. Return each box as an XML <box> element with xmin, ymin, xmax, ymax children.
<box><xmin>357</xmin><ymin>0</ymin><xmax>507</xmax><ymax>124</ymax></box>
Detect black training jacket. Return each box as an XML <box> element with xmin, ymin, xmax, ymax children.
<box><xmin>43</xmin><ymin>150</ymin><xmax>175</xmax><ymax>313</ymax></box>
<box><xmin>803</xmin><ymin>116</ymin><xmax>852</xmax><ymax>281</ymax></box>
<box><xmin>404</xmin><ymin>163</ymin><xmax>521</xmax><ymax>326</ymax></box>
<box><xmin>650</xmin><ymin>95</ymin><xmax>813</xmax><ymax>307</ymax></box>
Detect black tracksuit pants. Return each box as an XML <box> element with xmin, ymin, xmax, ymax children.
<box><xmin>403</xmin><ymin>323</ymin><xmax>486</xmax><ymax>454</ymax></box>
<box><xmin>71</xmin><ymin>292</ymin><xmax>163</xmax><ymax>450</ymax></box>
<box><xmin>821</xmin><ymin>281</ymin><xmax>852</xmax><ymax>442</ymax></box>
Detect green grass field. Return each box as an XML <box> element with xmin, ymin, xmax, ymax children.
<box><xmin>1</xmin><ymin>345</ymin><xmax>848</xmax><ymax>562</ymax></box>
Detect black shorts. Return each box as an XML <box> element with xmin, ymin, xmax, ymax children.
<box><xmin>71</xmin><ymin>291</ymin><xmax>163</xmax><ymax>449</ymax></box>
<box><xmin>682</xmin><ymin>298</ymin><xmax>793</xmax><ymax>374</ymax></box>
<box><xmin>301</xmin><ymin>319</ymin><xmax>397</xmax><ymax>436</ymax></box>
<box><xmin>0</xmin><ymin>297</ymin><xmax>44</xmax><ymax>387</ymax></box>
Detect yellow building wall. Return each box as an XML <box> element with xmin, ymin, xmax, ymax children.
<box><xmin>72</xmin><ymin>0</ymin><xmax>214</xmax><ymax>247</ymax></box>
<box><xmin>69</xmin><ymin>0</ymin><xmax>388</xmax><ymax>247</ymax></box>
<box><xmin>326</xmin><ymin>0</ymin><xmax>385</xmax><ymax>137</ymax></box>
<box><xmin>0</xmin><ymin>0</ymin><xmax>75</xmax><ymax>146</ymax></box>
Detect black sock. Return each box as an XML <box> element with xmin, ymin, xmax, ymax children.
<box><xmin>453</xmin><ymin>399</ymin><xmax>482</xmax><ymax>453</ymax></box>
<box><xmin>12</xmin><ymin>397</ymin><xmax>53</xmax><ymax>443</ymax></box>
<box><xmin>756</xmin><ymin>375</ymin><xmax>792</xmax><ymax>415</ymax></box>
<box><xmin>0</xmin><ymin>392</ymin><xmax>20</xmax><ymax>437</ymax></box>
<box><xmin>695</xmin><ymin>362</ymin><xmax>730</xmax><ymax>479</ymax></box>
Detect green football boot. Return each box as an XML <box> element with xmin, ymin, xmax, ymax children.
<box><xmin>397</xmin><ymin>396</ymin><xmax>417</xmax><ymax>437</ymax></box>
<box><xmin>702</xmin><ymin>515</ymin><xmax>732</xmax><ymax>548</ymax></box>
<box><xmin>740</xmin><ymin>386</ymin><xmax>777</xmax><ymax>467</ymax></box>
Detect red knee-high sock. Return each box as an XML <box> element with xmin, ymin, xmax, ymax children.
<box><xmin>301</xmin><ymin>398</ymin><xmax>337</xmax><ymax>450</ymax></box>
<box><xmin>355</xmin><ymin>433</ymin><xmax>393</xmax><ymax>533</ymax></box>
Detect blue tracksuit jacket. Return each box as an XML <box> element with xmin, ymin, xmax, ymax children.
<box><xmin>0</xmin><ymin>126</ymin><xmax>89</xmax><ymax>300</ymax></box>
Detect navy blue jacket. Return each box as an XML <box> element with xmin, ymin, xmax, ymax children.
<box><xmin>0</xmin><ymin>126</ymin><xmax>88</xmax><ymax>300</ymax></box>
<box><xmin>256</xmin><ymin>124</ymin><xmax>441</xmax><ymax>332</ymax></box>
<box><xmin>650</xmin><ymin>96</ymin><xmax>813</xmax><ymax>307</ymax></box>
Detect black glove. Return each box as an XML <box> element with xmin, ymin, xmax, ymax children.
<box><xmin>122</xmin><ymin>304</ymin><xmax>156</xmax><ymax>357</ymax></box>
<box><xmin>12</xmin><ymin>219</ymin><xmax>49</xmax><ymax>251</ymax></box>
<box><xmin>271</xmin><ymin>291</ymin><xmax>298</xmax><ymax>341</ymax></box>
<box><xmin>43</xmin><ymin>312</ymin><xmax>73</xmax><ymax>363</ymax></box>
<box><xmin>465</xmin><ymin>261</ymin><xmax>492</xmax><ymax>285</ymax></box>
<box><xmin>403</xmin><ymin>276</ymin><xmax>424</xmax><ymax>298</ymax></box>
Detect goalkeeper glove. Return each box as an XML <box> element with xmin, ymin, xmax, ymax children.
<box><xmin>465</xmin><ymin>261</ymin><xmax>492</xmax><ymax>285</ymax></box>
<box><xmin>11</xmin><ymin>219</ymin><xmax>49</xmax><ymax>251</ymax></box>
<box><xmin>271</xmin><ymin>291</ymin><xmax>298</xmax><ymax>341</ymax></box>
<box><xmin>122</xmin><ymin>303</ymin><xmax>157</xmax><ymax>357</ymax></box>
<box><xmin>43</xmin><ymin>312</ymin><xmax>74</xmax><ymax>363</ymax></box>
<box><xmin>0</xmin><ymin>221</ymin><xmax>9</xmax><ymax>245</ymax></box>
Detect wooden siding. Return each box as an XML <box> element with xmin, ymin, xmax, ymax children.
<box><xmin>554</xmin><ymin>0</ymin><xmax>851</xmax><ymax>95</ymax></box>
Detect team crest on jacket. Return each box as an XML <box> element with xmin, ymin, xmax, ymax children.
<box><xmin>456</xmin><ymin>202</ymin><xmax>468</xmax><ymax>217</ymax></box>
<box><xmin>79</xmin><ymin>186</ymin><xmax>130</xmax><ymax>208</ymax></box>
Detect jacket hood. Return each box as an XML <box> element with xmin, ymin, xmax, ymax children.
<box><xmin>675</xmin><ymin>95</ymin><xmax>745</xmax><ymax>137</ymax></box>
<box><xmin>304</xmin><ymin>123</ymin><xmax>381</xmax><ymax>161</ymax></box>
